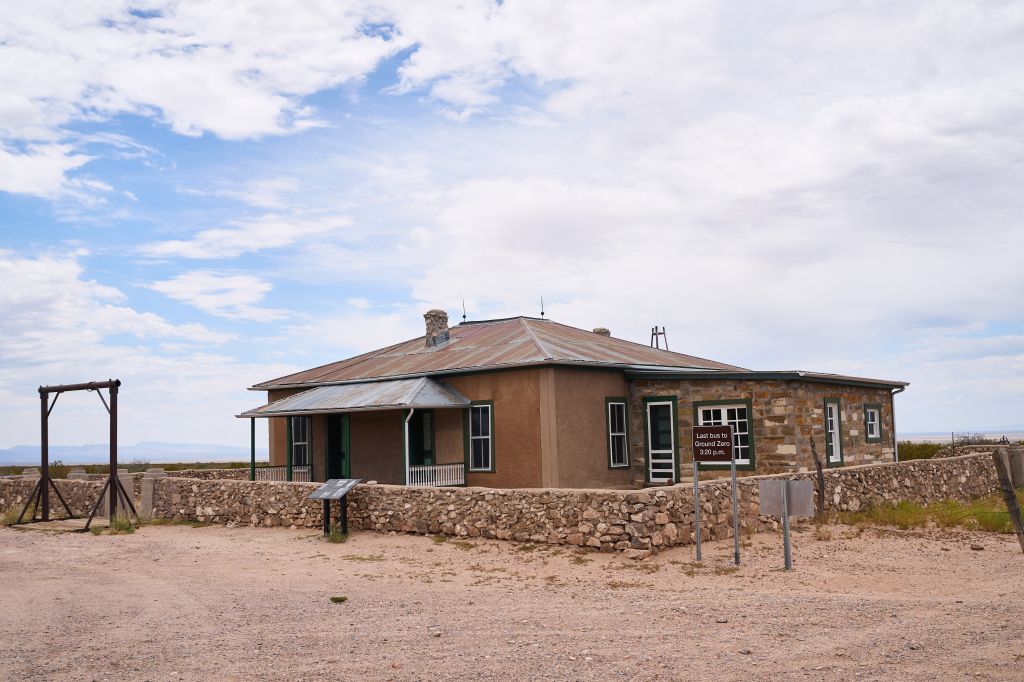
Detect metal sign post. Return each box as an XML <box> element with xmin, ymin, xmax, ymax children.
<box><xmin>691</xmin><ymin>425</ymin><xmax>734</xmax><ymax>563</ymax></box>
<box><xmin>759</xmin><ymin>479</ymin><xmax>814</xmax><ymax>570</ymax></box>
<box><xmin>693</xmin><ymin>459</ymin><xmax>701</xmax><ymax>561</ymax></box>
<box><xmin>731</xmin><ymin>450</ymin><xmax>740</xmax><ymax>566</ymax></box>
<box><xmin>308</xmin><ymin>478</ymin><xmax>362</xmax><ymax>536</ymax></box>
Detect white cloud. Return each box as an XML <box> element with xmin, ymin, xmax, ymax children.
<box><xmin>148</xmin><ymin>271</ymin><xmax>287</xmax><ymax>322</ymax></box>
<box><xmin>138</xmin><ymin>213</ymin><xmax>351</xmax><ymax>259</ymax></box>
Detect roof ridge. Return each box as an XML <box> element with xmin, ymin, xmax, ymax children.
<box><xmin>405</xmin><ymin>376</ymin><xmax>430</xmax><ymax>405</ymax></box>
<box><xmin>540</xmin><ymin>318</ymin><xmax>747</xmax><ymax>371</ymax></box>
<box><xmin>520</xmin><ymin>317</ymin><xmax>554</xmax><ymax>360</ymax></box>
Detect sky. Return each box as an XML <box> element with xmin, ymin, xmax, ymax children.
<box><xmin>1</xmin><ymin>1</ymin><xmax>1022</xmax><ymax>450</ymax></box>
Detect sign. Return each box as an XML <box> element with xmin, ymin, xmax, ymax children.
<box><xmin>308</xmin><ymin>478</ymin><xmax>362</xmax><ymax>500</ymax></box>
<box><xmin>758</xmin><ymin>480</ymin><xmax>815</xmax><ymax>517</ymax></box>
<box><xmin>692</xmin><ymin>425</ymin><xmax>734</xmax><ymax>463</ymax></box>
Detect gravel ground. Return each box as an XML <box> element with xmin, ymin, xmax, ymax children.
<box><xmin>0</xmin><ymin>522</ymin><xmax>1021</xmax><ymax>681</ymax></box>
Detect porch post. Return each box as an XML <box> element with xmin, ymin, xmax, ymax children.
<box><xmin>249</xmin><ymin>418</ymin><xmax>256</xmax><ymax>481</ymax></box>
<box><xmin>403</xmin><ymin>408</ymin><xmax>414</xmax><ymax>485</ymax></box>
<box><xmin>286</xmin><ymin>417</ymin><xmax>293</xmax><ymax>482</ymax></box>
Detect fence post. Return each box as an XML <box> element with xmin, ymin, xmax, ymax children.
<box><xmin>992</xmin><ymin>452</ymin><xmax>1024</xmax><ymax>555</ymax></box>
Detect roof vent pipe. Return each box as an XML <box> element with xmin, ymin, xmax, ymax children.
<box><xmin>592</xmin><ymin>327</ymin><xmax>611</xmax><ymax>337</ymax></box>
<box><xmin>424</xmin><ymin>309</ymin><xmax>449</xmax><ymax>347</ymax></box>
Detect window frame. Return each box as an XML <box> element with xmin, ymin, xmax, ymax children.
<box><xmin>642</xmin><ymin>396</ymin><xmax>678</xmax><ymax>484</ymax></box>
<box><xmin>864</xmin><ymin>403</ymin><xmax>882</xmax><ymax>443</ymax></box>
<box><xmin>290</xmin><ymin>416</ymin><xmax>310</xmax><ymax>467</ymax></box>
<box><xmin>605</xmin><ymin>397</ymin><xmax>630</xmax><ymax>469</ymax></box>
<box><xmin>692</xmin><ymin>398</ymin><xmax>756</xmax><ymax>471</ymax></box>
<box><xmin>463</xmin><ymin>400</ymin><xmax>495</xmax><ymax>473</ymax></box>
<box><xmin>824</xmin><ymin>398</ymin><xmax>843</xmax><ymax>467</ymax></box>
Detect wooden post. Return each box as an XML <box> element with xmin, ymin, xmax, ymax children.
<box><xmin>811</xmin><ymin>437</ymin><xmax>825</xmax><ymax>518</ymax></box>
<box><xmin>250</xmin><ymin>418</ymin><xmax>256</xmax><ymax>482</ymax></box>
<box><xmin>992</xmin><ymin>451</ymin><xmax>1024</xmax><ymax>555</ymax></box>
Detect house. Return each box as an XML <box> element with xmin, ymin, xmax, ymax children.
<box><xmin>238</xmin><ymin>310</ymin><xmax>907</xmax><ymax>488</ymax></box>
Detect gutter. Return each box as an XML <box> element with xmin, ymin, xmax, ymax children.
<box><xmin>891</xmin><ymin>385</ymin><xmax>907</xmax><ymax>462</ymax></box>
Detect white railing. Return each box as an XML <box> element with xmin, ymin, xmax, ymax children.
<box><xmin>255</xmin><ymin>465</ymin><xmax>312</xmax><ymax>482</ymax></box>
<box><xmin>407</xmin><ymin>463</ymin><xmax>466</xmax><ymax>487</ymax></box>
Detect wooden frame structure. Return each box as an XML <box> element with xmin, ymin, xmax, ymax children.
<box><xmin>15</xmin><ymin>380</ymin><xmax>135</xmax><ymax>530</ymax></box>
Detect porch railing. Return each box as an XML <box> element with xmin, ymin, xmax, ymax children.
<box><xmin>255</xmin><ymin>465</ymin><xmax>312</xmax><ymax>483</ymax></box>
<box><xmin>408</xmin><ymin>463</ymin><xmax>466</xmax><ymax>487</ymax></box>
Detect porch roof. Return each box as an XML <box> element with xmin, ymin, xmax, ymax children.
<box><xmin>236</xmin><ymin>377</ymin><xmax>471</xmax><ymax>419</ymax></box>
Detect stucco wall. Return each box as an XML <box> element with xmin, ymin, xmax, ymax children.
<box><xmin>434</xmin><ymin>409</ymin><xmax>464</xmax><ymax>465</ymax></box>
<box><xmin>629</xmin><ymin>378</ymin><xmax>896</xmax><ymax>482</ymax></box>
<box><xmin>552</xmin><ymin>368</ymin><xmax>633</xmax><ymax>488</ymax></box>
<box><xmin>445</xmin><ymin>369</ymin><xmax>543</xmax><ymax>488</ymax></box>
<box><xmin>349</xmin><ymin>410</ymin><xmax>404</xmax><ymax>484</ymax></box>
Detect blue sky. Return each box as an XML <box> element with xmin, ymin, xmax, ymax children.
<box><xmin>1</xmin><ymin>1</ymin><xmax>1022</xmax><ymax>448</ymax></box>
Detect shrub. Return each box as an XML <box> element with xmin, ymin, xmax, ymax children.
<box><xmin>897</xmin><ymin>442</ymin><xmax>943</xmax><ymax>460</ymax></box>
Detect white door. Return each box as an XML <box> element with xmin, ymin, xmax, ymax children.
<box><xmin>825</xmin><ymin>402</ymin><xmax>841</xmax><ymax>464</ymax></box>
<box><xmin>646</xmin><ymin>401</ymin><xmax>675</xmax><ymax>483</ymax></box>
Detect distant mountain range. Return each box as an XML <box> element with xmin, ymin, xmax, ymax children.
<box><xmin>0</xmin><ymin>442</ymin><xmax>268</xmax><ymax>466</ymax></box>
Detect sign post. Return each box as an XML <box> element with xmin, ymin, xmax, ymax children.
<box><xmin>308</xmin><ymin>479</ymin><xmax>362</xmax><ymax>536</ymax></box>
<box><xmin>691</xmin><ymin>425</ymin><xmax>734</xmax><ymax>563</ymax></box>
<box><xmin>758</xmin><ymin>479</ymin><xmax>814</xmax><ymax>570</ymax></box>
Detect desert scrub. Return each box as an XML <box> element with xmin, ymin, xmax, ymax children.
<box><xmin>325</xmin><ymin>523</ymin><xmax>348</xmax><ymax>544</ymax></box>
<box><xmin>896</xmin><ymin>442</ymin><xmax>943</xmax><ymax>461</ymax></box>
<box><xmin>329</xmin><ymin>595</ymin><xmax>348</xmax><ymax>603</ymax></box>
<box><xmin>1</xmin><ymin>503</ymin><xmax>33</xmax><ymax>526</ymax></box>
<box><xmin>838</xmin><ymin>492</ymin><xmax>1024</xmax><ymax>533</ymax></box>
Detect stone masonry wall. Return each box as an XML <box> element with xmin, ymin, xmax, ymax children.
<box><xmin>628</xmin><ymin>378</ymin><xmax>896</xmax><ymax>482</ymax></box>
<box><xmin>0</xmin><ymin>478</ymin><xmax>105</xmax><ymax>517</ymax></box>
<box><xmin>146</xmin><ymin>452</ymin><xmax>998</xmax><ymax>556</ymax></box>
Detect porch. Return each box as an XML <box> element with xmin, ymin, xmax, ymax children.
<box><xmin>238</xmin><ymin>377</ymin><xmax>472</xmax><ymax>487</ymax></box>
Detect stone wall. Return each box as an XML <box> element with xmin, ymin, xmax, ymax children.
<box><xmin>145</xmin><ymin>452</ymin><xmax>998</xmax><ymax>556</ymax></box>
<box><xmin>0</xmin><ymin>478</ymin><xmax>105</xmax><ymax>517</ymax></box>
<box><xmin>628</xmin><ymin>378</ymin><xmax>896</xmax><ymax>482</ymax></box>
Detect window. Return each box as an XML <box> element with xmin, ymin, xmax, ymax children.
<box><xmin>468</xmin><ymin>403</ymin><xmax>493</xmax><ymax>472</ymax></box>
<box><xmin>645</xmin><ymin>398</ymin><xmax>676</xmax><ymax>483</ymax></box>
<box><xmin>824</xmin><ymin>399</ymin><xmax>842</xmax><ymax>465</ymax></box>
<box><xmin>696</xmin><ymin>400</ymin><xmax>753</xmax><ymax>467</ymax></box>
<box><xmin>864</xmin><ymin>404</ymin><xmax>882</xmax><ymax>442</ymax></box>
<box><xmin>290</xmin><ymin>416</ymin><xmax>310</xmax><ymax>467</ymax></box>
<box><xmin>607</xmin><ymin>400</ymin><xmax>628</xmax><ymax>468</ymax></box>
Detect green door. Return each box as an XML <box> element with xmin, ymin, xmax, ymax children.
<box><xmin>408</xmin><ymin>410</ymin><xmax>435</xmax><ymax>467</ymax></box>
<box><xmin>327</xmin><ymin>414</ymin><xmax>350</xmax><ymax>479</ymax></box>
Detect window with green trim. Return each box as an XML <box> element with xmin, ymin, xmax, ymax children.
<box><xmin>291</xmin><ymin>416</ymin><xmax>310</xmax><ymax>467</ymax></box>
<box><xmin>607</xmin><ymin>400</ymin><xmax>628</xmax><ymax>468</ymax></box>
<box><xmin>469</xmin><ymin>404</ymin><xmax>492</xmax><ymax>471</ymax></box>
<box><xmin>825</xmin><ymin>399</ymin><xmax>842</xmax><ymax>464</ymax></box>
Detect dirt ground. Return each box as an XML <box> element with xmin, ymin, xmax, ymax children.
<box><xmin>0</xmin><ymin>522</ymin><xmax>1022</xmax><ymax>682</ymax></box>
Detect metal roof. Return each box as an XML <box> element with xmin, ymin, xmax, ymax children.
<box><xmin>252</xmin><ymin>317</ymin><xmax>746</xmax><ymax>390</ymax></box>
<box><xmin>238</xmin><ymin>377</ymin><xmax>471</xmax><ymax>418</ymax></box>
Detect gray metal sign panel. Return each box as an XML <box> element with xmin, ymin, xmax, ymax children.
<box><xmin>759</xmin><ymin>479</ymin><xmax>815</xmax><ymax>517</ymax></box>
<box><xmin>308</xmin><ymin>478</ymin><xmax>362</xmax><ymax>500</ymax></box>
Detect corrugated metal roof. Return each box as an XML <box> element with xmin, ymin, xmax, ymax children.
<box><xmin>252</xmin><ymin>317</ymin><xmax>746</xmax><ymax>389</ymax></box>
<box><xmin>238</xmin><ymin>377</ymin><xmax>471</xmax><ymax>418</ymax></box>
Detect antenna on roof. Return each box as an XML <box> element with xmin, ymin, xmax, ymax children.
<box><xmin>461</xmin><ymin>299</ymin><xmax>467</xmax><ymax>323</ymax></box>
<box><xmin>650</xmin><ymin>326</ymin><xmax>669</xmax><ymax>350</ymax></box>
<box><xmin>540</xmin><ymin>296</ymin><xmax>545</xmax><ymax>319</ymax></box>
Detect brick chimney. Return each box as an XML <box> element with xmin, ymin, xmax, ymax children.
<box><xmin>592</xmin><ymin>327</ymin><xmax>611</xmax><ymax>337</ymax></box>
<box><xmin>424</xmin><ymin>309</ymin><xmax>449</xmax><ymax>346</ymax></box>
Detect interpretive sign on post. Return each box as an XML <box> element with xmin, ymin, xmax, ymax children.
<box><xmin>690</xmin><ymin>425</ymin><xmax>736</xmax><ymax>562</ymax></box>
<box><xmin>308</xmin><ymin>478</ymin><xmax>362</xmax><ymax>536</ymax></box>
<box><xmin>759</xmin><ymin>479</ymin><xmax>814</xmax><ymax>570</ymax></box>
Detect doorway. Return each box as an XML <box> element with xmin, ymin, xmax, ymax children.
<box><xmin>408</xmin><ymin>410</ymin><xmax>435</xmax><ymax>467</ymax></box>
<box><xmin>327</xmin><ymin>414</ymin><xmax>350</xmax><ymax>479</ymax></box>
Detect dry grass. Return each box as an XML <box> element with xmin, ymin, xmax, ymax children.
<box><xmin>838</xmin><ymin>492</ymin><xmax>1024</xmax><ymax>534</ymax></box>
